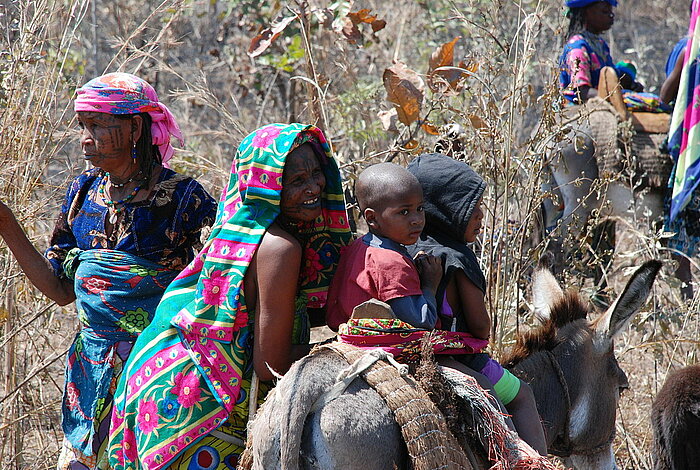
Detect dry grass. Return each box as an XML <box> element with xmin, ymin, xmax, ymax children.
<box><xmin>0</xmin><ymin>0</ymin><xmax>696</xmax><ymax>468</ymax></box>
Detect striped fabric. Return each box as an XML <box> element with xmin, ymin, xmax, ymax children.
<box><xmin>108</xmin><ymin>123</ymin><xmax>351</xmax><ymax>470</ymax></box>
<box><xmin>668</xmin><ymin>0</ymin><xmax>700</xmax><ymax>222</ymax></box>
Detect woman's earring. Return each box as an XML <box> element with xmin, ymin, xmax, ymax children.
<box><xmin>132</xmin><ymin>143</ymin><xmax>137</xmax><ymax>165</ymax></box>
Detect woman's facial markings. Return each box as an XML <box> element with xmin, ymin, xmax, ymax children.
<box><xmin>280</xmin><ymin>144</ymin><xmax>325</xmax><ymax>221</ymax></box>
<box><xmin>78</xmin><ymin>112</ymin><xmax>133</xmax><ymax>161</ymax></box>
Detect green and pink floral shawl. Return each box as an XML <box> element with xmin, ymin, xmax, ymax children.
<box><xmin>108</xmin><ymin>123</ymin><xmax>351</xmax><ymax>470</ymax></box>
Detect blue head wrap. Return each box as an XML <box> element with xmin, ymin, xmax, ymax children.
<box><xmin>565</xmin><ymin>0</ymin><xmax>617</xmax><ymax>7</ymax></box>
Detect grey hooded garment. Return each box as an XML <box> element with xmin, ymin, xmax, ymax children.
<box><xmin>407</xmin><ymin>153</ymin><xmax>486</xmax><ymax>309</ymax></box>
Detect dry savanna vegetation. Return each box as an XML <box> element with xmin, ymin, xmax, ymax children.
<box><xmin>0</xmin><ymin>0</ymin><xmax>697</xmax><ymax>468</ymax></box>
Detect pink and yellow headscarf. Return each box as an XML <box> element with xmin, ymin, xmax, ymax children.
<box><xmin>74</xmin><ymin>72</ymin><xmax>183</xmax><ymax>167</ymax></box>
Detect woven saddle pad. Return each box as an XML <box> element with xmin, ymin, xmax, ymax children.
<box><xmin>586</xmin><ymin>99</ymin><xmax>673</xmax><ymax>188</ymax></box>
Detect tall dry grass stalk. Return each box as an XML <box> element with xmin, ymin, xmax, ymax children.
<box><xmin>0</xmin><ymin>0</ymin><xmax>88</xmax><ymax>466</ymax></box>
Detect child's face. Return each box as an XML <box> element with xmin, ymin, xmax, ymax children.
<box><xmin>365</xmin><ymin>188</ymin><xmax>425</xmax><ymax>245</ymax></box>
<box><xmin>463</xmin><ymin>197</ymin><xmax>484</xmax><ymax>243</ymax></box>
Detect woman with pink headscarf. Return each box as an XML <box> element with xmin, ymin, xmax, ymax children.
<box><xmin>0</xmin><ymin>72</ymin><xmax>216</xmax><ymax>469</ymax></box>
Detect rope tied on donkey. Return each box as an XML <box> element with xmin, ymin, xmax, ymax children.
<box><xmin>310</xmin><ymin>348</ymin><xmax>409</xmax><ymax>413</ymax></box>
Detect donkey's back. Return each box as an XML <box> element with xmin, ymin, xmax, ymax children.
<box><xmin>248</xmin><ymin>348</ymin><xmax>405</xmax><ymax>470</ymax></box>
<box><xmin>651</xmin><ymin>364</ymin><xmax>700</xmax><ymax>470</ymax></box>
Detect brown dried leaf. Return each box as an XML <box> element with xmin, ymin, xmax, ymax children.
<box><xmin>467</xmin><ymin>114</ymin><xmax>488</xmax><ymax>130</ymax></box>
<box><xmin>342</xmin><ymin>16</ymin><xmax>362</xmax><ymax>44</ymax></box>
<box><xmin>403</xmin><ymin>139</ymin><xmax>419</xmax><ymax>150</ymax></box>
<box><xmin>348</xmin><ymin>9</ymin><xmax>377</xmax><ymax>25</ymax></box>
<box><xmin>248</xmin><ymin>14</ymin><xmax>296</xmax><ymax>58</ymax></box>
<box><xmin>342</xmin><ymin>8</ymin><xmax>385</xmax><ymax>44</ymax></box>
<box><xmin>421</xmin><ymin>122</ymin><xmax>440</xmax><ymax>135</ymax></box>
<box><xmin>429</xmin><ymin>36</ymin><xmax>461</xmax><ymax>74</ymax></box>
<box><xmin>371</xmin><ymin>19</ymin><xmax>386</xmax><ymax>33</ymax></box>
<box><xmin>383</xmin><ymin>62</ymin><xmax>425</xmax><ymax>126</ymax></box>
<box><xmin>429</xmin><ymin>68</ymin><xmax>464</xmax><ymax>95</ymax></box>
<box><xmin>428</xmin><ymin>38</ymin><xmax>473</xmax><ymax>94</ymax></box>
<box><xmin>457</xmin><ymin>60</ymin><xmax>479</xmax><ymax>77</ymax></box>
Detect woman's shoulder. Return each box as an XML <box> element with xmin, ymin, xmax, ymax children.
<box><xmin>259</xmin><ymin>224</ymin><xmax>302</xmax><ymax>256</ymax></box>
<box><xmin>565</xmin><ymin>33</ymin><xmax>609</xmax><ymax>49</ymax></box>
<box><xmin>151</xmin><ymin>168</ymin><xmax>216</xmax><ymax>206</ymax></box>
<box><xmin>566</xmin><ymin>33</ymin><xmax>586</xmax><ymax>45</ymax></box>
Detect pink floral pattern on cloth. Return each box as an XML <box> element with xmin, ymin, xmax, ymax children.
<box><xmin>73</xmin><ymin>72</ymin><xmax>184</xmax><ymax>167</ymax></box>
<box><xmin>251</xmin><ymin>125</ymin><xmax>281</xmax><ymax>148</ymax></box>
<box><xmin>137</xmin><ymin>400</ymin><xmax>159</xmax><ymax>434</ymax></box>
<box><xmin>108</xmin><ymin>123</ymin><xmax>352</xmax><ymax>469</ymax></box>
<box><xmin>201</xmin><ymin>270</ymin><xmax>230</xmax><ymax>306</ymax></box>
<box><xmin>171</xmin><ymin>371</ymin><xmax>202</xmax><ymax>407</ymax></box>
<box><xmin>559</xmin><ymin>32</ymin><xmax>615</xmax><ymax>103</ymax></box>
<box><xmin>339</xmin><ymin>318</ymin><xmax>489</xmax><ymax>364</ymax></box>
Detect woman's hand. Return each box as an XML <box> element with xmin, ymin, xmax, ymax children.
<box><xmin>0</xmin><ymin>200</ymin><xmax>75</xmax><ymax>305</ymax></box>
<box><xmin>661</xmin><ymin>47</ymin><xmax>686</xmax><ymax>104</ymax></box>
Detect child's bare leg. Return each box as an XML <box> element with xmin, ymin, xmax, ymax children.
<box><xmin>436</xmin><ymin>356</ymin><xmax>515</xmax><ymax>431</ymax></box>
<box><xmin>505</xmin><ymin>380</ymin><xmax>547</xmax><ymax>455</ymax></box>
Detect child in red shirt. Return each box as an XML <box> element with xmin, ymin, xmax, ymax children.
<box><xmin>327</xmin><ymin>160</ymin><xmax>546</xmax><ymax>455</ymax></box>
<box><xmin>326</xmin><ymin>163</ymin><xmax>442</xmax><ymax>330</ymax></box>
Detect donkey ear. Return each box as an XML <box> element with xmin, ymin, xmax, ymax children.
<box><xmin>596</xmin><ymin>260</ymin><xmax>662</xmax><ymax>339</ymax></box>
<box><xmin>532</xmin><ymin>261</ymin><xmax>564</xmax><ymax>323</ymax></box>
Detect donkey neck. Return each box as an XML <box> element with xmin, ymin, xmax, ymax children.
<box><xmin>508</xmin><ymin>350</ymin><xmax>569</xmax><ymax>449</ymax></box>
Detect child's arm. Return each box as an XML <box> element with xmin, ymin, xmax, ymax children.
<box><xmin>387</xmin><ymin>294</ymin><xmax>438</xmax><ymax>329</ymax></box>
<box><xmin>453</xmin><ymin>269</ymin><xmax>490</xmax><ymax>340</ymax></box>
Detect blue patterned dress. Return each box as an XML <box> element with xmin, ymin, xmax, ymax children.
<box><xmin>48</xmin><ymin>167</ymin><xmax>216</xmax><ymax>469</ymax></box>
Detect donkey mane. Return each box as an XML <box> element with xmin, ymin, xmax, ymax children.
<box><xmin>502</xmin><ymin>290</ymin><xmax>589</xmax><ymax>367</ymax></box>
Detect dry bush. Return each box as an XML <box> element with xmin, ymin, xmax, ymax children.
<box><xmin>0</xmin><ymin>0</ymin><xmax>696</xmax><ymax>468</ymax></box>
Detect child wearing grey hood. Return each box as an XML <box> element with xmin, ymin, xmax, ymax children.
<box><xmin>407</xmin><ymin>153</ymin><xmax>546</xmax><ymax>455</ymax></box>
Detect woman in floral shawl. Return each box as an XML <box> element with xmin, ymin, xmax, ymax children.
<box><xmin>108</xmin><ymin>123</ymin><xmax>352</xmax><ymax>470</ymax></box>
<box><xmin>0</xmin><ymin>72</ymin><xmax>217</xmax><ymax>469</ymax></box>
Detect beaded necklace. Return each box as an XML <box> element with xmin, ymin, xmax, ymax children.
<box><xmin>106</xmin><ymin>170</ymin><xmax>143</xmax><ymax>188</ymax></box>
<box><xmin>99</xmin><ymin>176</ymin><xmax>141</xmax><ymax>224</ymax></box>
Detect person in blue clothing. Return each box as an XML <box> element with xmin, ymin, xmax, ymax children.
<box><xmin>559</xmin><ymin>0</ymin><xmax>643</xmax><ymax>104</ymax></box>
<box><xmin>661</xmin><ymin>6</ymin><xmax>695</xmax><ymax>298</ymax></box>
<box><xmin>661</xmin><ymin>36</ymin><xmax>689</xmax><ymax>105</ymax></box>
<box><xmin>0</xmin><ymin>72</ymin><xmax>217</xmax><ymax>469</ymax></box>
